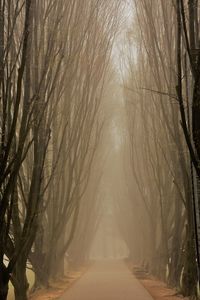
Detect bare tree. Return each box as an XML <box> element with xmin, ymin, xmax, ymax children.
<box><xmin>122</xmin><ymin>0</ymin><xmax>198</xmax><ymax>296</ymax></box>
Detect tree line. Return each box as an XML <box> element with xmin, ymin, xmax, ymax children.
<box><xmin>122</xmin><ymin>0</ymin><xmax>200</xmax><ymax>298</ymax></box>
<box><xmin>0</xmin><ymin>1</ymin><xmax>122</xmax><ymax>299</ymax></box>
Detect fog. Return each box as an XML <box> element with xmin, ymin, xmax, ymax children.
<box><xmin>0</xmin><ymin>1</ymin><xmax>200</xmax><ymax>300</ymax></box>
<box><xmin>90</xmin><ymin>78</ymin><xmax>129</xmax><ymax>260</ymax></box>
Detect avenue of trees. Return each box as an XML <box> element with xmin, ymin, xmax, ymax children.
<box><xmin>2</xmin><ymin>0</ymin><xmax>200</xmax><ymax>300</ymax></box>
<box><xmin>122</xmin><ymin>0</ymin><xmax>200</xmax><ymax>298</ymax></box>
<box><xmin>0</xmin><ymin>1</ymin><xmax>122</xmax><ymax>299</ymax></box>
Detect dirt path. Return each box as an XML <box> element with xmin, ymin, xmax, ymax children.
<box><xmin>59</xmin><ymin>260</ymin><xmax>154</xmax><ymax>300</ymax></box>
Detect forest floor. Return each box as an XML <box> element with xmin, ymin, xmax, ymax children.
<box><xmin>131</xmin><ymin>265</ymin><xmax>189</xmax><ymax>300</ymax></box>
<box><xmin>29</xmin><ymin>267</ymin><xmax>87</xmax><ymax>300</ymax></box>
<box><xmin>140</xmin><ymin>277</ymin><xmax>189</xmax><ymax>300</ymax></box>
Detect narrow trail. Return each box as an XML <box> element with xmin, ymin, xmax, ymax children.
<box><xmin>59</xmin><ymin>260</ymin><xmax>154</xmax><ymax>300</ymax></box>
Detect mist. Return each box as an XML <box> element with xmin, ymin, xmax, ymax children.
<box><xmin>0</xmin><ymin>1</ymin><xmax>199</xmax><ymax>300</ymax></box>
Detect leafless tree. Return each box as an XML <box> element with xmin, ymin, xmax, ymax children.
<box><xmin>122</xmin><ymin>0</ymin><xmax>199</xmax><ymax>296</ymax></box>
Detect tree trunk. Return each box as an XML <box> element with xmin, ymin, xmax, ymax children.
<box><xmin>14</xmin><ymin>283</ymin><xmax>28</xmax><ymax>300</ymax></box>
<box><xmin>0</xmin><ymin>267</ymin><xmax>9</xmax><ymax>300</ymax></box>
<box><xmin>0</xmin><ymin>283</ymin><xmax>9</xmax><ymax>300</ymax></box>
<box><xmin>181</xmin><ymin>226</ymin><xmax>197</xmax><ymax>296</ymax></box>
<box><xmin>13</xmin><ymin>258</ymin><xmax>29</xmax><ymax>300</ymax></box>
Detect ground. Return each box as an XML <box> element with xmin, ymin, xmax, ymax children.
<box><xmin>59</xmin><ymin>260</ymin><xmax>154</xmax><ymax>300</ymax></box>
<box><xmin>7</xmin><ymin>260</ymin><xmax>190</xmax><ymax>300</ymax></box>
<box><xmin>140</xmin><ymin>278</ymin><xmax>189</xmax><ymax>300</ymax></box>
<box><xmin>29</xmin><ymin>269</ymin><xmax>85</xmax><ymax>300</ymax></box>
<box><xmin>131</xmin><ymin>265</ymin><xmax>189</xmax><ymax>300</ymax></box>
<box><xmin>59</xmin><ymin>260</ymin><xmax>190</xmax><ymax>300</ymax></box>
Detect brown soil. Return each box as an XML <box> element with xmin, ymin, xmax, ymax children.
<box><xmin>140</xmin><ymin>278</ymin><xmax>189</xmax><ymax>300</ymax></box>
<box><xmin>29</xmin><ymin>268</ymin><xmax>87</xmax><ymax>300</ymax></box>
<box><xmin>127</xmin><ymin>262</ymin><xmax>189</xmax><ymax>300</ymax></box>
